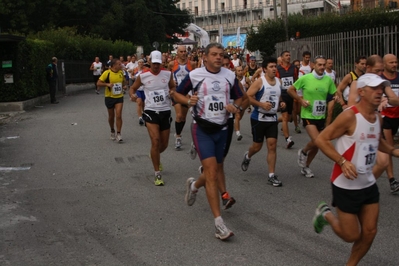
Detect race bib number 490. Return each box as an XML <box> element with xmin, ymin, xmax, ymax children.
<box><xmin>204</xmin><ymin>94</ymin><xmax>226</xmax><ymax>118</ymax></box>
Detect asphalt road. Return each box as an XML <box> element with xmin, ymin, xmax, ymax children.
<box><xmin>1</xmin><ymin>90</ymin><xmax>398</xmax><ymax>266</ymax></box>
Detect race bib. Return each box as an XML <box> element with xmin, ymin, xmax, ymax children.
<box><xmin>312</xmin><ymin>100</ymin><xmax>326</xmax><ymax>116</ymax></box>
<box><xmin>257</xmin><ymin>113</ymin><xmax>277</xmax><ymax>122</ymax></box>
<box><xmin>356</xmin><ymin>143</ymin><xmax>377</xmax><ymax>174</ymax></box>
<box><xmin>281</xmin><ymin>77</ymin><xmax>294</xmax><ymax>89</ymax></box>
<box><xmin>204</xmin><ymin>94</ymin><xmax>226</xmax><ymax>118</ymax></box>
<box><xmin>112</xmin><ymin>83</ymin><xmax>123</xmax><ymax>95</ymax></box>
<box><xmin>149</xmin><ymin>90</ymin><xmax>166</xmax><ymax>106</ymax></box>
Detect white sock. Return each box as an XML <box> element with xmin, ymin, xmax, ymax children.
<box><xmin>269</xmin><ymin>173</ymin><xmax>274</xmax><ymax>178</ymax></box>
<box><xmin>155</xmin><ymin>171</ymin><xmax>161</xmax><ymax>177</ymax></box>
<box><xmin>191</xmin><ymin>181</ymin><xmax>198</xmax><ymax>192</ymax></box>
<box><xmin>236</xmin><ymin>131</ymin><xmax>241</xmax><ymax>136</ymax></box>
<box><xmin>246</xmin><ymin>153</ymin><xmax>250</xmax><ymax>160</ymax></box>
<box><xmin>215</xmin><ymin>216</ymin><xmax>223</xmax><ymax>226</ymax></box>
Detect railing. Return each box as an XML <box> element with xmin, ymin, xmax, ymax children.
<box><xmin>275</xmin><ymin>26</ymin><xmax>399</xmax><ymax>82</ymax></box>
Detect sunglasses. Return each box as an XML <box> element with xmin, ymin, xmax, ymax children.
<box><xmin>315</xmin><ymin>55</ymin><xmax>326</xmax><ymax>60</ymax></box>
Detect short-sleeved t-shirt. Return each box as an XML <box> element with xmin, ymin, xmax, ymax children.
<box><xmin>99</xmin><ymin>70</ymin><xmax>125</xmax><ymax>98</ymax></box>
<box><xmin>293</xmin><ymin>74</ymin><xmax>336</xmax><ymax>119</ymax></box>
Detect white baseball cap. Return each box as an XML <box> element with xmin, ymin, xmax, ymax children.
<box><xmin>150</xmin><ymin>50</ymin><xmax>162</xmax><ymax>64</ymax></box>
<box><xmin>357</xmin><ymin>73</ymin><xmax>390</xmax><ymax>88</ymax></box>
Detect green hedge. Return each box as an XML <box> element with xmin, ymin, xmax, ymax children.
<box><xmin>0</xmin><ymin>28</ymin><xmax>137</xmax><ymax>102</ymax></box>
<box><xmin>0</xmin><ymin>39</ymin><xmax>54</xmax><ymax>102</ymax></box>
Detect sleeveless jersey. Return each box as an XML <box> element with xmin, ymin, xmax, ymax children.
<box><xmin>133</xmin><ymin>67</ymin><xmax>144</xmax><ymax>91</ymax></box>
<box><xmin>93</xmin><ymin>62</ymin><xmax>102</xmax><ymax>76</ymax></box>
<box><xmin>299</xmin><ymin>62</ymin><xmax>312</xmax><ymax>77</ymax></box>
<box><xmin>276</xmin><ymin>64</ymin><xmax>298</xmax><ymax>90</ymax></box>
<box><xmin>246</xmin><ymin>65</ymin><xmax>258</xmax><ymax>78</ymax></box>
<box><xmin>381</xmin><ymin>72</ymin><xmax>399</xmax><ymax>118</ymax></box>
<box><xmin>177</xmin><ymin>67</ymin><xmax>242</xmax><ymax>125</ymax></box>
<box><xmin>140</xmin><ymin>69</ymin><xmax>172</xmax><ymax>112</ymax></box>
<box><xmin>325</xmin><ymin>70</ymin><xmax>336</xmax><ymax>83</ymax></box>
<box><xmin>251</xmin><ymin>76</ymin><xmax>281</xmax><ymax>122</ymax></box>
<box><xmin>331</xmin><ymin>106</ymin><xmax>379</xmax><ymax>190</ymax></box>
<box><xmin>231</xmin><ymin>58</ymin><xmax>240</xmax><ymax>68</ymax></box>
<box><xmin>343</xmin><ymin>71</ymin><xmax>359</xmax><ymax>101</ymax></box>
<box><xmin>172</xmin><ymin>60</ymin><xmax>193</xmax><ymax>86</ymax></box>
<box><xmin>99</xmin><ymin>69</ymin><xmax>124</xmax><ymax>98</ymax></box>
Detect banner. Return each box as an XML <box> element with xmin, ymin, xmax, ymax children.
<box><xmin>185</xmin><ymin>23</ymin><xmax>210</xmax><ymax>48</ymax></box>
<box><xmin>222</xmin><ymin>34</ymin><xmax>246</xmax><ymax>48</ymax></box>
<box><xmin>236</xmin><ymin>27</ymin><xmax>241</xmax><ymax>47</ymax></box>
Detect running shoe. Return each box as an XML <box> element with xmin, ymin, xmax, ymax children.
<box><xmin>215</xmin><ymin>222</ymin><xmax>234</xmax><ymax>240</ymax></box>
<box><xmin>268</xmin><ymin>174</ymin><xmax>282</xmax><ymax>187</ymax></box>
<box><xmin>390</xmin><ymin>179</ymin><xmax>399</xmax><ymax>193</ymax></box>
<box><xmin>190</xmin><ymin>142</ymin><xmax>197</xmax><ymax>160</ymax></box>
<box><xmin>222</xmin><ymin>192</ymin><xmax>236</xmax><ymax>210</ymax></box>
<box><xmin>237</xmin><ymin>134</ymin><xmax>243</xmax><ymax>141</ymax></box>
<box><xmin>301</xmin><ymin>167</ymin><xmax>315</xmax><ymax>178</ymax></box>
<box><xmin>154</xmin><ymin>174</ymin><xmax>164</xmax><ymax>186</ymax></box>
<box><xmin>297</xmin><ymin>149</ymin><xmax>308</xmax><ymax>168</ymax></box>
<box><xmin>295</xmin><ymin>126</ymin><xmax>302</xmax><ymax>134</ymax></box>
<box><xmin>312</xmin><ymin>201</ymin><xmax>330</xmax><ymax>233</ymax></box>
<box><xmin>95</xmin><ymin>90</ymin><xmax>100</xmax><ymax>94</ymax></box>
<box><xmin>185</xmin><ymin>177</ymin><xmax>197</xmax><ymax>206</ymax></box>
<box><xmin>139</xmin><ymin>117</ymin><xmax>144</xmax><ymax>126</ymax></box>
<box><xmin>116</xmin><ymin>133</ymin><xmax>123</xmax><ymax>142</ymax></box>
<box><xmin>286</xmin><ymin>136</ymin><xmax>294</xmax><ymax>149</ymax></box>
<box><xmin>110</xmin><ymin>132</ymin><xmax>116</xmax><ymax>140</ymax></box>
<box><xmin>175</xmin><ymin>136</ymin><xmax>182</xmax><ymax>150</ymax></box>
<box><xmin>241</xmin><ymin>151</ymin><xmax>251</xmax><ymax>171</ymax></box>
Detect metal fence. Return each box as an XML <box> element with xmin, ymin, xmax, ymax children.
<box><xmin>275</xmin><ymin>26</ymin><xmax>399</xmax><ymax>82</ymax></box>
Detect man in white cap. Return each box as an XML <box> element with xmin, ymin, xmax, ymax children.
<box><xmin>130</xmin><ymin>50</ymin><xmax>175</xmax><ymax>186</ymax></box>
<box><xmin>313</xmin><ymin>73</ymin><xmax>399</xmax><ymax>266</ymax></box>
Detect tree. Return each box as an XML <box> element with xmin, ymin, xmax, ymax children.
<box><xmin>0</xmin><ymin>0</ymin><xmax>191</xmax><ymax>53</ymax></box>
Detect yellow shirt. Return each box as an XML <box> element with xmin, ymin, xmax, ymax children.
<box><xmin>99</xmin><ymin>70</ymin><xmax>125</xmax><ymax>98</ymax></box>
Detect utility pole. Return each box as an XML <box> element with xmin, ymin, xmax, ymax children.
<box><xmin>281</xmin><ymin>0</ymin><xmax>289</xmax><ymax>40</ymax></box>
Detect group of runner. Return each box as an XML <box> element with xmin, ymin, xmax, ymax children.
<box><xmin>92</xmin><ymin>44</ymin><xmax>399</xmax><ymax>265</ymax></box>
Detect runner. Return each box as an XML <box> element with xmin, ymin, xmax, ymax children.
<box><xmin>375</xmin><ymin>54</ymin><xmax>399</xmax><ymax>193</ymax></box>
<box><xmin>240</xmin><ymin>57</ymin><xmax>285</xmax><ymax>187</ymax></box>
<box><xmin>312</xmin><ymin>74</ymin><xmax>398</xmax><ymax>266</ymax></box>
<box><xmin>97</xmin><ymin>59</ymin><xmax>127</xmax><ymax>142</ymax></box>
<box><xmin>276</xmin><ymin>51</ymin><xmax>299</xmax><ymax>148</ymax></box>
<box><xmin>325</xmin><ymin>58</ymin><xmax>338</xmax><ymax>126</ymax></box>
<box><xmin>174</xmin><ymin>43</ymin><xmax>243</xmax><ymax>240</ymax></box>
<box><xmin>130</xmin><ymin>51</ymin><xmax>175</xmax><ymax>186</ymax></box>
<box><xmin>287</xmin><ymin>55</ymin><xmax>336</xmax><ymax>178</ymax></box>
<box><xmin>90</xmin><ymin>56</ymin><xmax>103</xmax><ymax>94</ymax></box>
<box><xmin>234</xmin><ymin>65</ymin><xmax>250</xmax><ymax>141</ymax></box>
<box><xmin>169</xmin><ymin>45</ymin><xmax>197</xmax><ymax>150</ymax></box>
<box><xmin>336</xmin><ymin>55</ymin><xmax>366</xmax><ymax>108</ymax></box>
<box><xmin>231</xmin><ymin>53</ymin><xmax>241</xmax><ymax>69</ymax></box>
<box><xmin>131</xmin><ymin>59</ymin><xmax>147</xmax><ymax>126</ymax></box>
<box><xmin>293</xmin><ymin>51</ymin><xmax>314</xmax><ymax>133</ymax></box>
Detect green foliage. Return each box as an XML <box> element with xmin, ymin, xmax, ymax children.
<box><xmin>29</xmin><ymin>28</ymin><xmax>136</xmax><ymax>61</ymax></box>
<box><xmin>0</xmin><ymin>39</ymin><xmax>54</xmax><ymax>102</ymax></box>
<box><xmin>248</xmin><ymin>8</ymin><xmax>399</xmax><ymax>57</ymax></box>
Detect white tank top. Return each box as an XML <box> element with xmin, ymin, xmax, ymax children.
<box><xmin>331</xmin><ymin>106</ymin><xmax>379</xmax><ymax>190</ymax></box>
<box><xmin>254</xmin><ymin>76</ymin><xmax>281</xmax><ymax>122</ymax></box>
<box><xmin>299</xmin><ymin>62</ymin><xmax>312</xmax><ymax>77</ymax></box>
<box><xmin>140</xmin><ymin>69</ymin><xmax>172</xmax><ymax>112</ymax></box>
<box><xmin>93</xmin><ymin>62</ymin><xmax>102</xmax><ymax>76</ymax></box>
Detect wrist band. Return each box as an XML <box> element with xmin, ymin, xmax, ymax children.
<box><xmin>339</xmin><ymin>158</ymin><xmax>347</xmax><ymax>166</ymax></box>
<box><xmin>187</xmin><ymin>99</ymin><xmax>191</xmax><ymax>106</ymax></box>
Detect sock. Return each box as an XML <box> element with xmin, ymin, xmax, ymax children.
<box><xmin>117</xmin><ymin>132</ymin><xmax>120</xmax><ymax>134</ymax></box>
<box><xmin>389</xmin><ymin>178</ymin><xmax>396</xmax><ymax>184</ymax></box>
<box><xmin>215</xmin><ymin>216</ymin><xmax>223</xmax><ymax>226</ymax></box>
<box><xmin>111</xmin><ymin>129</ymin><xmax>115</xmax><ymax>133</ymax></box>
<box><xmin>191</xmin><ymin>181</ymin><xmax>198</xmax><ymax>192</ymax></box>
<box><xmin>175</xmin><ymin>121</ymin><xmax>186</xmax><ymax>136</ymax></box>
<box><xmin>236</xmin><ymin>131</ymin><xmax>241</xmax><ymax>136</ymax></box>
<box><xmin>246</xmin><ymin>153</ymin><xmax>250</xmax><ymax>160</ymax></box>
<box><xmin>155</xmin><ymin>171</ymin><xmax>161</xmax><ymax>177</ymax></box>
<box><xmin>269</xmin><ymin>173</ymin><xmax>274</xmax><ymax>178</ymax></box>
<box><xmin>221</xmin><ymin>192</ymin><xmax>228</xmax><ymax>199</ymax></box>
